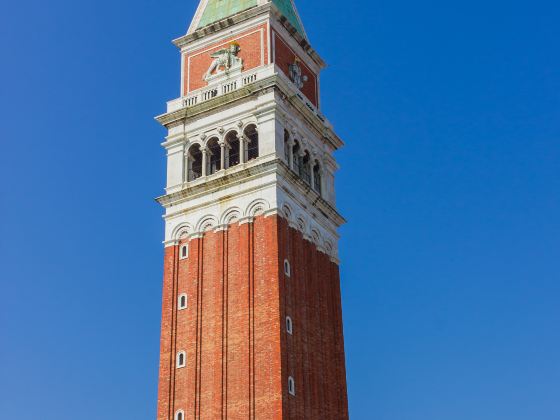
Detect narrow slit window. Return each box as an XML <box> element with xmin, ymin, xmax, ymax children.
<box><xmin>177</xmin><ymin>351</ymin><xmax>186</xmax><ymax>368</ymax></box>
<box><xmin>175</xmin><ymin>410</ymin><xmax>184</xmax><ymax>420</ymax></box>
<box><xmin>288</xmin><ymin>376</ymin><xmax>296</xmax><ymax>396</ymax></box>
<box><xmin>178</xmin><ymin>294</ymin><xmax>188</xmax><ymax>310</ymax></box>
<box><xmin>180</xmin><ymin>244</ymin><xmax>188</xmax><ymax>260</ymax></box>
<box><xmin>284</xmin><ymin>259</ymin><xmax>291</xmax><ymax>277</ymax></box>
<box><xmin>286</xmin><ymin>316</ymin><xmax>293</xmax><ymax>335</ymax></box>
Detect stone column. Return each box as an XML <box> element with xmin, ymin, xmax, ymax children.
<box><xmin>184</xmin><ymin>151</ymin><xmax>191</xmax><ymax>182</ymax></box>
<box><xmin>297</xmin><ymin>148</ymin><xmax>305</xmax><ymax>176</ymax></box>
<box><xmin>310</xmin><ymin>160</ymin><xmax>315</xmax><ymax>190</ymax></box>
<box><xmin>219</xmin><ymin>141</ymin><xmax>226</xmax><ymax>170</ymax></box>
<box><xmin>239</xmin><ymin>135</ymin><xmax>246</xmax><ymax>164</ymax></box>
<box><xmin>288</xmin><ymin>138</ymin><xmax>295</xmax><ymax>170</ymax></box>
<box><xmin>201</xmin><ymin>148</ymin><xmax>208</xmax><ymax>177</ymax></box>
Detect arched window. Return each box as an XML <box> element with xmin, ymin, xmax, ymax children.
<box><xmin>288</xmin><ymin>376</ymin><xmax>296</xmax><ymax>396</ymax></box>
<box><xmin>187</xmin><ymin>144</ymin><xmax>203</xmax><ymax>181</ymax></box>
<box><xmin>180</xmin><ymin>244</ymin><xmax>188</xmax><ymax>260</ymax></box>
<box><xmin>286</xmin><ymin>316</ymin><xmax>293</xmax><ymax>335</ymax></box>
<box><xmin>175</xmin><ymin>410</ymin><xmax>184</xmax><ymax>420</ymax></box>
<box><xmin>313</xmin><ymin>161</ymin><xmax>322</xmax><ymax>195</ymax></box>
<box><xmin>245</xmin><ymin>124</ymin><xmax>259</xmax><ymax>161</ymax></box>
<box><xmin>284</xmin><ymin>259</ymin><xmax>291</xmax><ymax>277</ymax></box>
<box><xmin>226</xmin><ymin>131</ymin><xmax>240</xmax><ymax>168</ymax></box>
<box><xmin>292</xmin><ymin>141</ymin><xmax>302</xmax><ymax>175</ymax></box>
<box><xmin>301</xmin><ymin>151</ymin><xmax>311</xmax><ymax>184</ymax></box>
<box><xmin>206</xmin><ymin>137</ymin><xmax>221</xmax><ymax>175</ymax></box>
<box><xmin>176</xmin><ymin>351</ymin><xmax>186</xmax><ymax>368</ymax></box>
<box><xmin>284</xmin><ymin>130</ymin><xmax>291</xmax><ymax>164</ymax></box>
<box><xmin>178</xmin><ymin>294</ymin><xmax>188</xmax><ymax>310</ymax></box>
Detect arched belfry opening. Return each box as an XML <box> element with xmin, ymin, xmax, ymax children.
<box><xmin>226</xmin><ymin>131</ymin><xmax>240</xmax><ymax>168</ymax></box>
<box><xmin>206</xmin><ymin>137</ymin><xmax>221</xmax><ymax>175</ymax></box>
<box><xmin>187</xmin><ymin>144</ymin><xmax>202</xmax><ymax>181</ymax></box>
<box><xmin>313</xmin><ymin>160</ymin><xmax>322</xmax><ymax>194</ymax></box>
<box><xmin>245</xmin><ymin>124</ymin><xmax>259</xmax><ymax>161</ymax></box>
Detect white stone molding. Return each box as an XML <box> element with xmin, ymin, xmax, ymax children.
<box><xmin>164</xmin><ymin>189</ymin><xmax>340</xmax><ymax>262</ymax></box>
<box><xmin>220</xmin><ymin>207</ymin><xmax>242</xmax><ymax>225</ymax></box>
<box><xmin>245</xmin><ymin>198</ymin><xmax>269</xmax><ymax>217</ymax></box>
<box><xmin>171</xmin><ymin>223</ymin><xmax>194</xmax><ymax>242</ymax></box>
<box><xmin>281</xmin><ymin>203</ymin><xmax>292</xmax><ymax>220</ymax></box>
<box><xmin>159</xmin><ymin>59</ymin><xmax>344</xmax><ymax>263</ymax></box>
<box><xmin>196</xmin><ymin>214</ymin><xmax>219</xmax><ymax>233</ymax></box>
<box><xmin>295</xmin><ymin>216</ymin><xmax>306</xmax><ymax>234</ymax></box>
<box><xmin>185</xmin><ymin>5</ymin><xmax>270</xmax><ymax>47</ymax></box>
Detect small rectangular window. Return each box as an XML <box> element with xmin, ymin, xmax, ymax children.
<box><xmin>286</xmin><ymin>316</ymin><xmax>293</xmax><ymax>335</ymax></box>
<box><xmin>180</xmin><ymin>244</ymin><xmax>189</xmax><ymax>260</ymax></box>
<box><xmin>284</xmin><ymin>259</ymin><xmax>291</xmax><ymax>277</ymax></box>
<box><xmin>176</xmin><ymin>351</ymin><xmax>186</xmax><ymax>368</ymax></box>
<box><xmin>288</xmin><ymin>376</ymin><xmax>296</xmax><ymax>396</ymax></box>
<box><xmin>178</xmin><ymin>294</ymin><xmax>188</xmax><ymax>310</ymax></box>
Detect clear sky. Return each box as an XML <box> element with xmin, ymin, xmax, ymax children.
<box><xmin>1</xmin><ymin>0</ymin><xmax>559</xmax><ymax>419</ymax></box>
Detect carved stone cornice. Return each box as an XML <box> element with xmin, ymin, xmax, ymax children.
<box><xmin>173</xmin><ymin>3</ymin><xmax>326</xmax><ymax>69</ymax></box>
<box><xmin>155</xmin><ymin>73</ymin><xmax>344</xmax><ymax>151</ymax></box>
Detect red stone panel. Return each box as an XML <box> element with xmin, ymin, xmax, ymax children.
<box><xmin>253</xmin><ymin>215</ymin><xmax>283</xmax><ymax>419</ymax></box>
<box><xmin>226</xmin><ymin>222</ymin><xmax>251</xmax><ymax>419</ymax></box>
<box><xmin>184</xmin><ymin>23</ymin><xmax>269</xmax><ymax>95</ymax></box>
<box><xmin>200</xmin><ymin>230</ymin><xmax>224</xmax><ymax>419</ymax></box>
<box><xmin>273</xmin><ymin>32</ymin><xmax>318</xmax><ymax>107</ymax></box>
<box><xmin>276</xmin><ymin>216</ymin><xmax>349</xmax><ymax>420</ymax></box>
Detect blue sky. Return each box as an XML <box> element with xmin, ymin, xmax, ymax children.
<box><xmin>1</xmin><ymin>0</ymin><xmax>559</xmax><ymax>419</ymax></box>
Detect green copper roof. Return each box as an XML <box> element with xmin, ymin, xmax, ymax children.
<box><xmin>197</xmin><ymin>0</ymin><xmax>258</xmax><ymax>29</ymax></box>
<box><xmin>195</xmin><ymin>0</ymin><xmax>305</xmax><ymax>37</ymax></box>
<box><xmin>271</xmin><ymin>0</ymin><xmax>304</xmax><ymax>35</ymax></box>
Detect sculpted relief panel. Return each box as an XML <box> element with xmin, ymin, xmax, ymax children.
<box><xmin>184</xmin><ymin>24</ymin><xmax>268</xmax><ymax>94</ymax></box>
<box><xmin>204</xmin><ymin>43</ymin><xmax>244</xmax><ymax>81</ymax></box>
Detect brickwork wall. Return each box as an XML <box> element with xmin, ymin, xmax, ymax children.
<box><xmin>156</xmin><ymin>215</ymin><xmax>348</xmax><ymax>420</ymax></box>
<box><xmin>184</xmin><ymin>23</ymin><xmax>269</xmax><ymax>94</ymax></box>
<box><xmin>272</xmin><ymin>32</ymin><xmax>318</xmax><ymax>107</ymax></box>
<box><xmin>277</xmin><ymin>217</ymin><xmax>349</xmax><ymax>420</ymax></box>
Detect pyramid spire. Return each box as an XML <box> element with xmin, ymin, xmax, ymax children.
<box><xmin>188</xmin><ymin>0</ymin><xmax>307</xmax><ymax>39</ymax></box>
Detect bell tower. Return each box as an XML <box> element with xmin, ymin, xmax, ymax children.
<box><xmin>156</xmin><ymin>1</ymin><xmax>349</xmax><ymax>419</ymax></box>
